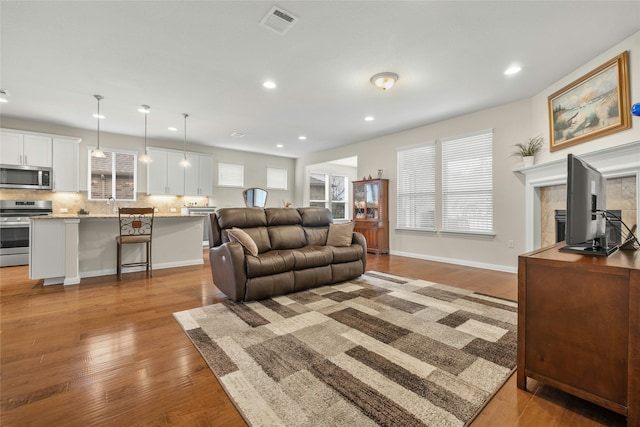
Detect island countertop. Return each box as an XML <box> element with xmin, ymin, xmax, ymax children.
<box><xmin>32</xmin><ymin>213</ymin><xmax>195</xmax><ymax>220</ymax></box>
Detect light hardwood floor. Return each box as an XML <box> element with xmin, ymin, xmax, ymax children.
<box><xmin>0</xmin><ymin>252</ymin><xmax>627</xmax><ymax>426</ymax></box>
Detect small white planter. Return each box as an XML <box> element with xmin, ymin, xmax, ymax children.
<box><xmin>522</xmin><ymin>156</ymin><xmax>535</xmax><ymax>168</ymax></box>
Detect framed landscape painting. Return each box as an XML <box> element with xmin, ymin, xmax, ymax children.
<box><xmin>548</xmin><ymin>51</ymin><xmax>630</xmax><ymax>152</ymax></box>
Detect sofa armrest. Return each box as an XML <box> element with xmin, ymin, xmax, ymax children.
<box><xmin>209</xmin><ymin>242</ymin><xmax>247</xmax><ymax>302</ymax></box>
<box><xmin>352</xmin><ymin>231</ymin><xmax>367</xmax><ymax>271</ymax></box>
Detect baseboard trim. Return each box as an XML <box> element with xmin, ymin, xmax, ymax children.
<box><xmin>79</xmin><ymin>259</ymin><xmax>205</xmax><ymax>280</ymax></box>
<box><xmin>390</xmin><ymin>250</ymin><xmax>517</xmax><ymax>274</ymax></box>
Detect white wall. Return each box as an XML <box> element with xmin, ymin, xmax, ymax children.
<box><xmin>295</xmin><ymin>30</ymin><xmax>640</xmax><ymax>272</ymax></box>
<box><xmin>0</xmin><ymin>117</ymin><xmax>296</xmax><ymax>208</ymax></box>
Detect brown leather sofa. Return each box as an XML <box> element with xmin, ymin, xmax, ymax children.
<box><xmin>208</xmin><ymin>207</ymin><xmax>367</xmax><ymax>302</ymax></box>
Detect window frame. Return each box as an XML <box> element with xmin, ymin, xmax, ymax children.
<box><xmin>396</xmin><ymin>141</ymin><xmax>436</xmax><ymax>231</ymax></box>
<box><xmin>87</xmin><ymin>147</ymin><xmax>138</xmax><ymax>201</ymax></box>
<box><xmin>217</xmin><ymin>162</ymin><xmax>244</xmax><ymax>188</ymax></box>
<box><xmin>308</xmin><ymin>171</ymin><xmax>349</xmax><ymax>220</ymax></box>
<box><xmin>266</xmin><ymin>167</ymin><xmax>288</xmax><ymax>190</ymax></box>
<box><xmin>441</xmin><ymin>129</ymin><xmax>494</xmax><ymax>236</ymax></box>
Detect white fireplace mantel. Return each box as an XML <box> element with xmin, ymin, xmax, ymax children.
<box><xmin>516</xmin><ymin>140</ymin><xmax>640</xmax><ymax>251</ymax></box>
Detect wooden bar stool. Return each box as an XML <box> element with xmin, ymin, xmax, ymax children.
<box><xmin>116</xmin><ymin>207</ymin><xmax>154</xmax><ymax>280</ymax></box>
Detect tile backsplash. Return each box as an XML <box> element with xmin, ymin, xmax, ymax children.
<box><xmin>0</xmin><ymin>189</ymin><xmax>210</xmax><ymax>214</ymax></box>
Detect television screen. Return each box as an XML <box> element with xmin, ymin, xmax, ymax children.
<box><xmin>560</xmin><ymin>154</ymin><xmax>617</xmax><ymax>256</ymax></box>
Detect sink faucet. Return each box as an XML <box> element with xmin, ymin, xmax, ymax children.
<box><xmin>107</xmin><ymin>197</ymin><xmax>117</xmax><ymax>214</ymax></box>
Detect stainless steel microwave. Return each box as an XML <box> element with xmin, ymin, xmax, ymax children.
<box><xmin>0</xmin><ymin>164</ymin><xmax>52</xmax><ymax>190</ymax></box>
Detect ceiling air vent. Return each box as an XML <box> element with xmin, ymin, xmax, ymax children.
<box><xmin>259</xmin><ymin>6</ymin><xmax>298</xmax><ymax>35</ymax></box>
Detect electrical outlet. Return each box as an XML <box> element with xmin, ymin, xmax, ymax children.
<box><xmin>60</xmin><ymin>208</ymin><xmax>68</xmax><ymax>213</ymax></box>
<box><xmin>508</xmin><ymin>240</ymin><xmax>515</xmax><ymax>248</ymax></box>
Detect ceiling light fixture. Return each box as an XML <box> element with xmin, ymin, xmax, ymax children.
<box><xmin>276</xmin><ymin>144</ymin><xmax>284</xmax><ymax>148</ymax></box>
<box><xmin>0</xmin><ymin>89</ymin><xmax>9</xmax><ymax>103</ymax></box>
<box><xmin>364</xmin><ymin>116</ymin><xmax>374</xmax><ymax>122</ymax></box>
<box><xmin>168</xmin><ymin>126</ymin><xmax>178</xmax><ymax>131</ymax></box>
<box><xmin>263</xmin><ymin>81</ymin><xmax>277</xmax><ymax>89</ymax></box>
<box><xmin>504</xmin><ymin>66</ymin><xmax>522</xmax><ymax>75</ymax></box>
<box><xmin>370</xmin><ymin>72</ymin><xmax>399</xmax><ymax>90</ymax></box>
<box><xmin>91</xmin><ymin>94</ymin><xmax>106</xmax><ymax>158</ymax></box>
<box><xmin>179</xmin><ymin>113</ymin><xmax>191</xmax><ymax>167</ymax></box>
<box><xmin>298</xmin><ymin>136</ymin><xmax>307</xmax><ymax>140</ymax></box>
<box><xmin>139</xmin><ymin>105</ymin><xmax>152</xmax><ymax>163</ymax></box>
<box><xmin>231</xmin><ymin>132</ymin><xmax>245</xmax><ymax>138</ymax></box>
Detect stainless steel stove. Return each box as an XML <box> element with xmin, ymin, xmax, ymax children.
<box><xmin>0</xmin><ymin>200</ymin><xmax>53</xmax><ymax>267</ymax></box>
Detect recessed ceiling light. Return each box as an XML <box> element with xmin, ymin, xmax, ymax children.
<box><xmin>298</xmin><ymin>136</ymin><xmax>307</xmax><ymax>140</ymax></box>
<box><xmin>92</xmin><ymin>113</ymin><xmax>105</xmax><ymax>119</ymax></box>
<box><xmin>504</xmin><ymin>66</ymin><xmax>522</xmax><ymax>75</ymax></box>
<box><xmin>276</xmin><ymin>144</ymin><xmax>284</xmax><ymax>148</ymax></box>
<box><xmin>168</xmin><ymin>126</ymin><xmax>178</xmax><ymax>131</ymax></box>
<box><xmin>364</xmin><ymin>116</ymin><xmax>374</xmax><ymax>122</ymax></box>
<box><xmin>231</xmin><ymin>132</ymin><xmax>245</xmax><ymax>138</ymax></box>
<box><xmin>263</xmin><ymin>81</ymin><xmax>277</xmax><ymax>89</ymax></box>
<box><xmin>0</xmin><ymin>89</ymin><xmax>9</xmax><ymax>103</ymax></box>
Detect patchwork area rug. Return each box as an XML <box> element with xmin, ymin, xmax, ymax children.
<box><xmin>173</xmin><ymin>271</ymin><xmax>517</xmax><ymax>427</ymax></box>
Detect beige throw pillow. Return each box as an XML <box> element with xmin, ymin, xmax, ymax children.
<box><xmin>326</xmin><ymin>222</ymin><xmax>355</xmax><ymax>247</ymax></box>
<box><xmin>227</xmin><ymin>227</ymin><xmax>259</xmax><ymax>256</ymax></box>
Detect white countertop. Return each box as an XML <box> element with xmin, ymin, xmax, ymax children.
<box><xmin>32</xmin><ymin>213</ymin><xmax>199</xmax><ymax>220</ymax></box>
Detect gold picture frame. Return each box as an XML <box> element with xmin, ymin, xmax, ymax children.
<box><xmin>548</xmin><ymin>51</ymin><xmax>630</xmax><ymax>152</ymax></box>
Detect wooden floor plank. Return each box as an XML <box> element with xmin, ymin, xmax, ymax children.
<box><xmin>0</xmin><ymin>252</ymin><xmax>627</xmax><ymax>426</ymax></box>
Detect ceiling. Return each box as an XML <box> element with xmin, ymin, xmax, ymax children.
<box><xmin>1</xmin><ymin>1</ymin><xmax>639</xmax><ymax>159</ymax></box>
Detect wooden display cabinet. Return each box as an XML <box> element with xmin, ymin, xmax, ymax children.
<box><xmin>353</xmin><ymin>179</ymin><xmax>389</xmax><ymax>254</ymax></box>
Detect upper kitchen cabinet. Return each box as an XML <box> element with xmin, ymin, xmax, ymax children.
<box><xmin>0</xmin><ymin>130</ymin><xmax>52</xmax><ymax>167</ymax></box>
<box><xmin>184</xmin><ymin>153</ymin><xmax>213</xmax><ymax>196</ymax></box>
<box><xmin>146</xmin><ymin>147</ymin><xmax>185</xmax><ymax>195</ymax></box>
<box><xmin>52</xmin><ymin>137</ymin><xmax>80</xmax><ymax>192</ymax></box>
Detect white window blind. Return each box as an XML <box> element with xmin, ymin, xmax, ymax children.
<box><xmin>441</xmin><ymin>129</ymin><xmax>493</xmax><ymax>234</ymax></box>
<box><xmin>266</xmin><ymin>167</ymin><xmax>287</xmax><ymax>190</ymax></box>
<box><xmin>396</xmin><ymin>142</ymin><xmax>436</xmax><ymax>230</ymax></box>
<box><xmin>218</xmin><ymin>162</ymin><xmax>244</xmax><ymax>187</ymax></box>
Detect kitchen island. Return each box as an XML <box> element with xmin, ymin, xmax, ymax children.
<box><xmin>30</xmin><ymin>213</ymin><xmax>204</xmax><ymax>285</ymax></box>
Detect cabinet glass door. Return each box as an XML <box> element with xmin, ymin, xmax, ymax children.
<box><xmin>366</xmin><ymin>183</ymin><xmax>379</xmax><ymax>219</ymax></box>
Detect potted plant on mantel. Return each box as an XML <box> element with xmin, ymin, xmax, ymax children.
<box><xmin>512</xmin><ymin>136</ymin><xmax>544</xmax><ymax>167</ymax></box>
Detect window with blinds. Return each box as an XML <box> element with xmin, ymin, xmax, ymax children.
<box><xmin>396</xmin><ymin>142</ymin><xmax>436</xmax><ymax>230</ymax></box>
<box><xmin>88</xmin><ymin>149</ymin><xmax>137</xmax><ymax>201</ymax></box>
<box><xmin>441</xmin><ymin>130</ymin><xmax>493</xmax><ymax>234</ymax></box>
<box><xmin>266</xmin><ymin>167</ymin><xmax>287</xmax><ymax>190</ymax></box>
<box><xmin>218</xmin><ymin>162</ymin><xmax>244</xmax><ymax>187</ymax></box>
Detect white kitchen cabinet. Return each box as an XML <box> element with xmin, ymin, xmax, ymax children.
<box><xmin>146</xmin><ymin>147</ymin><xmax>185</xmax><ymax>195</ymax></box>
<box><xmin>52</xmin><ymin>137</ymin><xmax>80</xmax><ymax>192</ymax></box>
<box><xmin>0</xmin><ymin>131</ymin><xmax>52</xmax><ymax>167</ymax></box>
<box><xmin>184</xmin><ymin>153</ymin><xmax>213</xmax><ymax>196</ymax></box>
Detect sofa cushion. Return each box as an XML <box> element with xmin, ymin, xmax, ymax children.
<box><xmin>217</xmin><ymin>207</ymin><xmax>267</xmax><ymax>229</ymax></box>
<box><xmin>292</xmin><ymin>246</ymin><xmax>333</xmax><ymax>270</ymax></box>
<box><xmin>331</xmin><ymin>244</ymin><xmax>364</xmax><ymax>263</ymax></box>
<box><xmin>223</xmin><ymin>227</ymin><xmax>271</xmax><ymax>254</ymax></box>
<box><xmin>268</xmin><ymin>225</ymin><xmax>306</xmax><ymax>250</ymax></box>
<box><xmin>226</xmin><ymin>227</ymin><xmax>259</xmax><ymax>256</ymax></box>
<box><xmin>303</xmin><ymin>226</ymin><xmax>329</xmax><ymax>246</ymax></box>
<box><xmin>265</xmin><ymin>208</ymin><xmax>302</xmax><ymax>226</ymax></box>
<box><xmin>245</xmin><ymin>250</ymin><xmax>295</xmax><ymax>278</ymax></box>
<box><xmin>298</xmin><ymin>207</ymin><xmax>332</xmax><ymax>226</ymax></box>
<box><xmin>326</xmin><ymin>222</ymin><xmax>355</xmax><ymax>247</ymax></box>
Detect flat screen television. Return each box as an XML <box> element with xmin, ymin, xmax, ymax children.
<box><xmin>559</xmin><ymin>154</ymin><xmax>617</xmax><ymax>256</ymax></box>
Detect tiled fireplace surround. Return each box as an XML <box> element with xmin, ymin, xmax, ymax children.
<box><xmin>519</xmin><ymin>140</ymin><xmax>640</xmax><ymax>252</ymax></box>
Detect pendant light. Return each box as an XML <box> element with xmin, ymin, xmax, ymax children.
<box><xmin>91</xmin><ymin>94</ymin><xmax>106</xmax><ymax>158</ymax></box>
<box><xmin>179</xmin><ymin>113</ymin><xmax>191</xmax><ymax>167</ymax></box>
<box><xmin>139</xmin><ymin>105</ymin><xmax>152</xmax><ymax>163</ymax></box>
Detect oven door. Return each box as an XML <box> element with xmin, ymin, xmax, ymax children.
<box><xmin>0</xmin><ymin>222</ymin><xmax>30</xmax><ymax>266</ymax></box>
